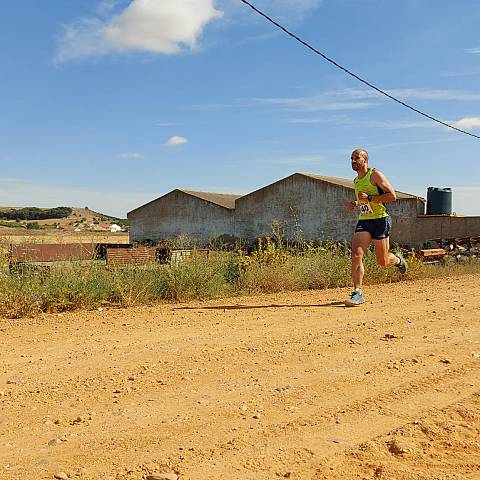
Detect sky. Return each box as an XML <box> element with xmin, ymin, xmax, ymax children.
<box><xmin>1</xmin><ymin>0</ymin><xmax>479</xmax><ymax>218</ymax></box>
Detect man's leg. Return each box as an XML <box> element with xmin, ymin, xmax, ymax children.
<box><xmin>373</xmin><ymin>237</ymin><xmax>408</xmax><ymax>272</ymax></box>
<box><xmin>345</xmin><ymin>232</ymin><xmax>372</xmax><ymax>306</ymax></box>
<box><xmin>351</xmin><ymin>231</ymin><xmax>372</xmax><ymax>289</ymax></box>
<box><xmin>373</xmin><ymin>237</ymin><xmax>398</xmax><ymax>267</ymax></box>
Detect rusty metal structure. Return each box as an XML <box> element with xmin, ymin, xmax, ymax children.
<box><xmin>10</xmin><ymin>243</ymin><xmax>97</xmax><ymax>264</ymax></box>
<box><xmin>105</xmin><ymin>246</ymin><xmax>156</xmax><ymax>267</ymax></box>
<box><xmin>8</xmin><ymin>242</ymin><xmax>210</xmax><ymax>271</ymax></box>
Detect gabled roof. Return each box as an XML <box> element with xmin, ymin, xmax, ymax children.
<box><xmin>298</xmin><ymin>173</ymin><xmax>423</xmax><ymax>200</ymax></box>
<box><xmin>236</xmin><ymin>173</ymin><xmax>423</xmax><ymax>202</ymax></box>
<box><xmin>128</xmin><ymin>189</ymin><xmax>241</xmax><ymax>216</ymax></box>
<box><xmin>179</xmin><ymin>190</ymin><xmax>241</xmax><ymax>209</ymax></box>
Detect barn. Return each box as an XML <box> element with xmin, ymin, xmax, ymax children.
<box><xmin>234</xmin><ymin>173</ymin><xmax>425</xmax><ymax>245</ymax></box>
<box><xmin>128</xmin><ymin>173</ymin><xmax>428</xmax><ymax>247</ymax></box>
<box><xmin>128</xmin><ymin>189</ymin><xmax>241</xmax><ymax>244</ymax></box>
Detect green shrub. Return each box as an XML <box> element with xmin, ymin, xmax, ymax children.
<box><xmin>0</xmin><ymin>243</ymin><xmax>479</xmax><ymax>319</ymax></box>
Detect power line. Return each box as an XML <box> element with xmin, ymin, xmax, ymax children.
<box><xmin>239</xmin><ymin>0</ymin><xmax>480</xmax><ymax>140</ymax></box>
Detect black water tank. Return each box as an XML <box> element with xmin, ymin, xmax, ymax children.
<box><xmin>426</xmin><ymin>187</ymin><xmax>452</xmax><ymax>215</ymax></box>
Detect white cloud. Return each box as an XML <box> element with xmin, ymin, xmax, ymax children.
<box><xmin>97</xmin><ymin>0</ymin><xmax>118</xmax><ymax>16</ymax></box>
<box><xmin>164</xmin><ymin>135</ymin><xmax>189</xmax><ymax>147</ymax></box>
<box><xmin>465</xmin><ymin>47</ymin><xmax>480</xmax><ymax>54</ymax></box>
<box><xmin>56</xmin><ymin>0</ymin><xmax>326</xmax><ymax>62</ymax></box>
<box><xmin>285</xmin><ymin>117</ymin><xmax>435</xmax><ymax>129</ymax></box>
<box><xmin>451</xmin><ymin>185</ymin><xmax>480</xmax><ymax>216</ymax></box>
<box><xmin>451</xmin><ymin>117</ymin><xmax>480</xmax><ymax>130</ymax></box>
<box><xmin>221</xmin><ymin>0</ymin><xmax>323</xmax><ymax>24</ymax></box>
<box><xmin>329</xmin><ymin>88</ymin><xmax>480</xmax><ymax>102</ymax></box>
<box><xmin>56</xmin><ymin>0</ymin><xmax>223</xmax><ymax>62</ymax></box>
<box><xmin>118</xmin><ymin>152</ymin><xmax>143</xmax><ymax>159</ymax></box>
<box><xmin>248</xmin><ymin>87</ymin><xmax>480</xmax><ymax>114</ymax></box>
<box><xmin>251</xmin><ymin>95</ymin><xmax>372</xmax><ymax>112</ymax></box>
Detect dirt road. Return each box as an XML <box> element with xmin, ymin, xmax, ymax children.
<box><xmin>1</xmin><ymin>275</ymin><xmax>480</xmax><ymax>480</ymax></box>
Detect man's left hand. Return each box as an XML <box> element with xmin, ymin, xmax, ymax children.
<box><xmin>357</xmin><ymin>192</ymin><xmax>369</xmax><ymax>202</ymax></box>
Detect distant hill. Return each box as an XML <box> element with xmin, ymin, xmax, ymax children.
<box><xmin>0</xmin><ymin>206</ymin><xmax>128</xmax><ymax>231</ymax></box>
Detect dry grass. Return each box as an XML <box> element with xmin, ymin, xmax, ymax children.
<box><xmin>0</xmin><ymin>230</ymin><xmax>129</xmax><ymax>245</ymax></box>
<box><xmin>0</xmin><ymin>241</ymin><xmax>479</xmax><ymax>319</ymax></box>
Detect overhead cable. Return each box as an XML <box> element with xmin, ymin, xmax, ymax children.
<box><xmin>239</xmin><ymin>0</ymin><xmax>480</xmax><ymax>140</ymax></box>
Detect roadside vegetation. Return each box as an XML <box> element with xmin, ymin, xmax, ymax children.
<box><xmin>1</xmin><ymin>235</ymin><xmax>479</xmax><ymax>319</ymax></box>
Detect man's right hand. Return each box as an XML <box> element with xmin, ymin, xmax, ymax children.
<box><xmin>346</xmin><ymin>200</ymin><xmax>358</xmax><ymax>211</ymax></box>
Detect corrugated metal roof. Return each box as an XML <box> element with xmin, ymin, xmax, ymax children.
<box><xmin>10</xmin><ymin>243</ymin><xmax>97</xmax><ymax>263</ymax></box>
<box><xmin>106</xmin><ymin>247</ymin><xmax>156</xmax><ymax>266</ymax></box>
<box><xmin>298</xmin><ymin>173</ymin><xmax>423</xmax><ymax>200</ymax></box>
<box><xmin>179</xmin><ymin>190</ymin><xmax>241</xmax><ymax>209</ymax></box>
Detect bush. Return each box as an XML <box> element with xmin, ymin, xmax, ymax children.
<box><xmin>26</xmin><ymin>222</ymin><xmax>41</xmax><ymax>230</ymax></box>
<box><xmin>0</xmin><ymin>242</ymin><xmax>479</xmax><ymax>318</ymax></box>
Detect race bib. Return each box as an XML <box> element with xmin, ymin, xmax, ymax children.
<box><xmin>358</xmin><ymin>201</ymin><xmax>373</xmax><ymax>216</ymax></box>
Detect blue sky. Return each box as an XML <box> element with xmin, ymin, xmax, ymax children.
<box><xmin>1</xmin><ymin>0</ymin><xmax>479</xmax><ymax>217</ymax></box>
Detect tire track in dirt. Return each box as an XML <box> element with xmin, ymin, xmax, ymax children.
<box><xmin>1</xmin><ymin>274</ymin><xmax>479</xmax><ymax>479</ymax></box>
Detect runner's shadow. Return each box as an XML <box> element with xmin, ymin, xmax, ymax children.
<box><xmin>175</xmin><ymin>301</ymin><xmax>345</xmax><ymax>311</ymax></box>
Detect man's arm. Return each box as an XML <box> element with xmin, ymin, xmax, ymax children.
<box><xmin>358</xmin><ymin>169</ymin><xmax>396</xmax><ymax>204</ymax></box>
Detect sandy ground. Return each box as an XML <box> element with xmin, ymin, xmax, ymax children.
<box><xmin>1</xmin><ymin>275</ymin><xmax>479</xmax><ymax>480</ymax></box>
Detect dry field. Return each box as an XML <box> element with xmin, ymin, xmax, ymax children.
<box><xmin>1</xmin><ymin>274</ymin><xmax>479</xmax><ymax>480</ymax></box>
<box><xmin>0</xmin><ymin>229</ymin><xmax>129</xmax><ymax>245</ymax></box>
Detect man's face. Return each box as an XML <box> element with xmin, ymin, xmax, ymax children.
<box><xmin>351</xmin><ymin>151</ymin><xmax>366</xmax><ymax>171</ymax></box>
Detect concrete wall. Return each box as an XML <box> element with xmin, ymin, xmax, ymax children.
<box><xmin>130</xmin><ymin>176</ymin><xmax>479</xmax><ymax>248</ymax></box>
<box><xmin>235</xmin><ymin>174</ymin><xmax>356</xmax><ymax>241</ymax></box>
<box><xmin>410</xmin><ymin>216</ymin><xmax>480</xmax><ymax>248</ymax></box>
<box><xmin>389</xmin><ymin>198</ymin><xmax>426</xmax><ymax>246</ymax></box>
<box><xmin>234</xmin><ymin>174</ymin><xmax>423</xmax><ymax>243</ymax></box>
<box><xmin>128</xmin><ymin>190</ymin><xmax>235</xmax><ymax>244</ymax></box>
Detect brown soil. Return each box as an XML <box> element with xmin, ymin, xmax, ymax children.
<box><xmin>1</xmin><ymin>275</ymin><xmax>479</xmax><ymax>480</ymax></box>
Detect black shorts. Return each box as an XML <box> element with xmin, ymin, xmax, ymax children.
<box><xmin>355</xmin><ymin>215</ymin><xmax>392</xmax><ymax>240</ymax></box>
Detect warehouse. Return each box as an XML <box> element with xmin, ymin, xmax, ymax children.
<box><xmin>234</xmin><ymin>173</ymin><xmax>425</xmax><ymax>245</ymax></box>
<box><xmin>128</xmin><ymin>189</ymin><xmax>241</xmax><ymax>244</ymax></box>
<box><xmin>128</xmin><ymin>173</ymin><xmax>428</xmax><ymax>246</ymax></box>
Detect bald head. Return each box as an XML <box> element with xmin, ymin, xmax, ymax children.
<box><xmin>351</xmin><ymin>148</ymin><xmax>369</xmax><ymax>173</ymax></box>
<box><xmin>351</xmin><ymin>149</ymin><xmax>368</xmax><ymax>162</ymax></box>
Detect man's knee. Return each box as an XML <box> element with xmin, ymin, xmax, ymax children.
<box><xmin>352</xmin><ymin>249</ymin><xmax>364</xmax><ymax>263</ymax></box>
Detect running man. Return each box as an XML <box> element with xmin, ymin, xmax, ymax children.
<box><xmin>345</xmin><ymin>148</ymin><xmax>407</xmax><ymax>306</ymax></box>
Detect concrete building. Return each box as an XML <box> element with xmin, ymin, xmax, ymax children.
<box><xmin>234</xmin><ymin>173</ymin><xmax>425</xmax><ymax>245</ymax></box>
<box><xmin>128</xmin><ymin>189</ymin><xmax>241</xmax><ymax>244</ymax></box>
<box><xmin>128</xmin><ymin>173</ymin><xmax>435</xmax><ymax>247</ymax></box>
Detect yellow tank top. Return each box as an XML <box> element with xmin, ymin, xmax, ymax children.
<box><xmin>354</xmin><ymin>168</ymin><xmax>389</xmax><ymax>220</ymax></box>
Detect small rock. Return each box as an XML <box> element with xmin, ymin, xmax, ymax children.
<box><xmin>146</xmin><ymin>474</ymin><xmax>178</xmax><ymax>480</ymax></box>
<box><xmin>48</xmin><ymin>438</ymin><xmax>62</xmax><ymax>446</ymax></box>
<box><xmin>382</xmin><ymin>333</ymin><xmax>398</xmax><ymax>340</ymax></box>
<box><xmin>471</xmin><ymin>352</ymin><xmax>480</xmax><ymax>359</ymax></box>
<box><xmin>388</xmin><ymin>438</ymin><xmax>413</xmax><ymax>455</ymax></box>
<box><xmin>128</xmin><ymin>376</ymin><xmax>136</xmax><ymax>381</ymax></box>
<box><xmin>440</xmin><ymin>358</ymin><xmax>451</xmax><ymax>364</ymax></box>
<box><xmin>54</xmin><ymin>472</ymin><xmax>69</xmax><ymax>480</ymax></box>
<box><xmin>75</xmin><ymin>467</ymin><xmax>87</xmax><ymax>476</ymax></box>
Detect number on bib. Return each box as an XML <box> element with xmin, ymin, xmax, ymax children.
<box><xmin>359</xmin><ymin>202</ymin><xmax>373</xmax><ymax>215</ymax></box>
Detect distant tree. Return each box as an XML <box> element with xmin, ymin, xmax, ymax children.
<box><xmin>26</xmin><ymin>222</ymin><xmax>41</xmax><ymax>230</ymax></box>
<box><xmin>0</xmin><ymin>207</ymin><xmax>72</xmax><ymax>221</ymax></box>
